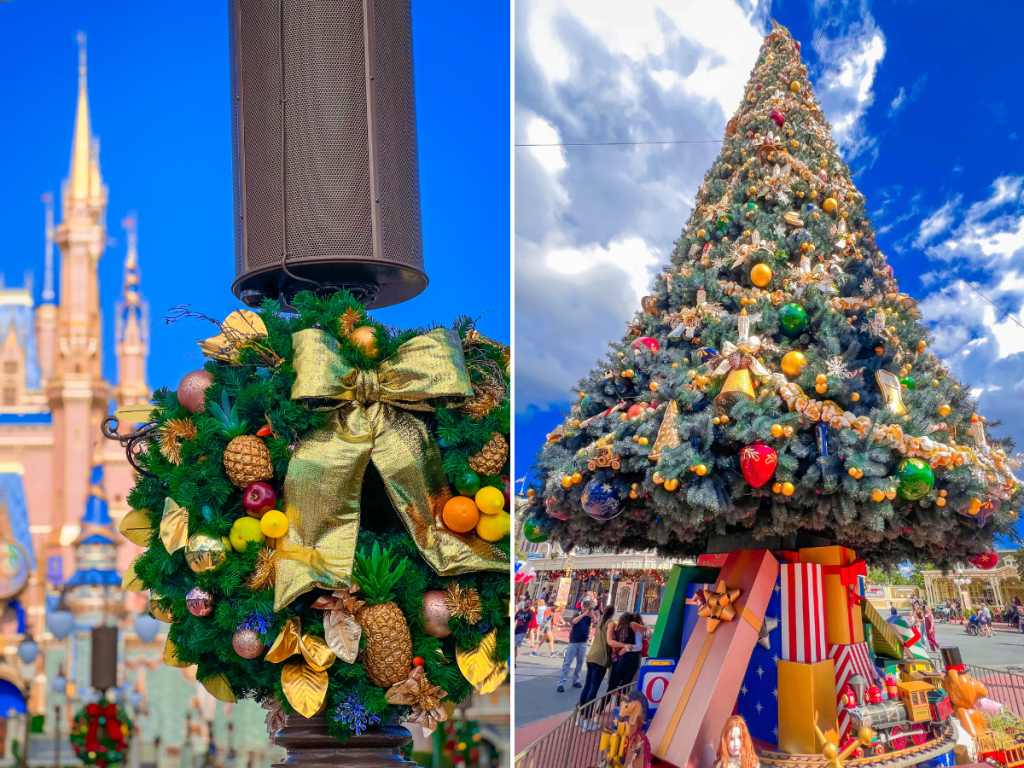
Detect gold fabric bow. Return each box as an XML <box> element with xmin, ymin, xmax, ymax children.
<box><xmin>274</xmin><ymin>328</ymin><xmax>508</xmax><ymax>609</ymax></box>
<box><xmin>697</xmin><ymin>580</ymin><xmax>742</xmax><ymax>632</ymax></box>
<box><xmin>712</xmin><ymin>339</ymin><xmax>770</xmax><ymax>377</ymax></box>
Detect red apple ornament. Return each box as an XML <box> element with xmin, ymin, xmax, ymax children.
<box><xmin>631</xmin><ymin>336</ymin><xmax>660</xmax><ymax>353</ymax></box>
<box><xmin>739</xmin><ymin>443</ymin><xmax>778</xmax><ymax>488</ymax></box>
<box><xmin>243</xmin><ymin>482</ymin><xmax>277</xmax><ymax>518</ymax></box>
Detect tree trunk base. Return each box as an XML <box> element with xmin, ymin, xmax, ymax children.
<box><xmin>272</xmin><ymin>713</ymin><xmax>417</xmax><ymax>768</ymax></box>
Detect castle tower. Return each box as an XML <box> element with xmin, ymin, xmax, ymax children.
<box><xmin>63</xmin><ymin>457</ymin><xmax>123</xmax><ymax>627</ymax></box>
<box><xmin>48</xmin><ymin>33</ymin><xmax>113</xmax><ymax>567</ymax></box>
<box><xmin>113</xmin><ymin>215</ymin><xmax>149</xmax><ymax>410</ymax></box>
<box><xmin>36</xmin><ymin>193</ymin><xmax>58</xmax><ymax>387</ymax></box>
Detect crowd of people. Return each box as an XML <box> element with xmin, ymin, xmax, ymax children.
<box><xmin>885</xmin><ymin>594</ymin><xmax>1024</xmax><ymax>648</ymax></box>
<box><xmin>513</xmin><ymin>591</ymin><xmax>652</xmax><ymax>731</ymax></box>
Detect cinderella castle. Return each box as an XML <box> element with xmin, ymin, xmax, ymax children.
<box><xmin>0</xmin><ymin>38</ymin><xmax>277</xmax><ymax>767</ymax></box>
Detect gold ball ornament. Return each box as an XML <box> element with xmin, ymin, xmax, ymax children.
<box><xmin>638</xmin><ymin>437</ymin><xmax>649</xmax><ymax>445</ymax></box>
<box><xmin>938</xmin><ymin>404</ymin><xmax>951</xmax><ymax>416</ymax></box>
<box><xmin>885</xmin><ymin>489</ymin><xmax>897</xmax><ymax>501</ymax></box>
<box><xmin>422</xmin><ymin>590</ymin><xmax>452</xmax><ymax>639</ymax></box>
<box><xmin>822</xmin><ymin>197</ymin><xmax>838</xmax><ymax>213</ymax></box>
<box><xmin>917</xmin><ymin>340</ymin><xmax>927</xmax><ymax>353</ymax></box>
<box><xmin>851</xmin><ymin>392</ymin><xmax>860</xmax><ymax>402</ymax></box>
<box><xmin>349</xmin><ymin>326</ymin><xmax>379</xmax><ymax>359</ymax></box>
<box><xmin>185</xmin><ymin>534</ymin><xmax>228</xmax><ymax>573</ymax></box>
<box><xmin>771</xmin><ymin>424</ymin><xmax>784</xmax><ymax>438</ymax></box>
<box><xmin>177</xmin><ymin>369</ymin><xmax>215</xmax><ymax>414</ymax></box>
<box><xmin>653</xmin><ymin>472</ymin><xmax>665</xmax><ymax>484</ymax></box>
<box><xmin>571</xmin><ymin>472</ymin><xmax>582</xmax><ymax>485</ymax></box>
<box><xmin>664</xmin><ymin>478</ymin><xmax>679</xmax><ymax>491</ymax></box>
<box><xmin>561</xmin><ymin>476</ymin><xmax>572</xmax><ymax>488</ymax></box>
<box><xmin>780</xmin><ymin>350</ymin><xmax>807</xmax><ymax>377</ymax></box>
<box><xmin>871</xmin><ymin>488</ymin><xmax>885</xmax><ymax>502</ymax></box>
<box><xmin>783</xmin><ymin>426</ymin><xmax>794</xmax><ymax>438</ymax></box>
<box><xmin>772</xmin><ymin>482</ymin><xmax>782</xmax><ymax>494</ymax></box>
<box><xmin>751</xmin><ymin>263</ymin><xmax>773</xmax><ymax>287</ymax></box>
<box><xmin>696</xmin><ymin>464</ymin><xmax>708</xmax><ymax>476</ymax></box>
<box><xmin>790</xmin><ymin>80</ymin><xmax>801</xmax><ymax>92</ymax></box>
<box><xmin>150</xmin><ymin>601</ymin><xmax>175</xmax><ymax>623</ymax></box>
<box><xmin>782</xmin><ymin>482</ymin><xmax>795</xmax><ymax>496</ymax></box>
<box><xmin>650</xmin><ymin>382</ymin><xmax>659</xmax><ymax>392</ymax></box>
<box><xmin>815</xmin><ymin>383</ymin><xmax>828</xmax><ymax>394</ymax></box>
<box><xmin>698</xmin><ymin>228</ymin><xmax>707</xmax><ymax>239</ymax></box>
<box><xmin>232</xmin><ymin>629</ymin><xmax>266</xmax><ymax>659</ymax></box>
<box><xmin>936</xmin><ymin>497</ymin><xmax>946</xmax><ymax>507</ymax></box>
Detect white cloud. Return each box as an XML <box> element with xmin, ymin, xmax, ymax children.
<box><xmin>915</xmin><ymin>177</ymin><xmax>1024</xmax><ymax>441</ymax></box>
<box><xmin>888</xmin><ymin>87</ymin><xmax>905</xmax><ymax>116</ymax></box>
<box><xmin>918</xmin><ymin>198</ymin><xmax>958</xmax><ymax>243</ymax></box>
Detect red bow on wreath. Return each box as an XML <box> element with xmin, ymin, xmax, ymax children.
<box><xmin>84</xmin><ymin>703</ymin><xmax>124</xmax><ymax>752</ymax></box>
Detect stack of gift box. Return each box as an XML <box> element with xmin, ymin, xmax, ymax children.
<box><xmin>638</xmin><ymin>545</ymin><xmax>927</xmax><ymax>768</ymax></box>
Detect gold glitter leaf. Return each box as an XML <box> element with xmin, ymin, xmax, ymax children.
<box><xmin>119</xmin><ymin>508</ymin><xmax>153</xmax><ymax>547</ymax></box>
<box><xmin>299</xmin><ymin>633</ymin><xmax>336</xmax><ymax>673</ymax></box>
<box><xmin>456</xmin><ymin>629</ymin><xmax>499</xmax><ymax>687</ymax></box>
<box><xmin>114</xmin><ymin>403</ymin><xmax>156</xmax><ymax>422</ymax></box>
<box><xmin>163</xmin><ymin>636</ymin><xmax>191</xmax><ymax>668</ymax></box>
<box><xmin>198</xmin><ymin>310</ymin><xmax>268</xmax><ymax>362</ymax></box>
<box><xmin>122</xmin><ymin>556</ymin><xmax>145</xmax><ymax>592</ymax></box>
<box><xmin>476</xmin><ymin>660</ymin><xmax>509</xmax><ymax>694</ymax></box>
<box><xmin>266</xmin><ymin>618</ymin><xmax>302</xmax><ymax>664</ymax></box>
<box><xmin>159</xmin><ymin>498</ymin><xmax>189</xmax><ymax>554</ymax></box>
<box><xmin>323</xmin><ymin>612</ymin><xmax>362</xmax><ymax>665</ymax></box>
<box><xmin>201</xmin><ymin>674</ymin><xmax>237</xmax><ymax>704</ymax></box>
<box><xmin>281</xmin><ymin>661</ymin><xmax>328</xmax><ymax>718</ymax></box>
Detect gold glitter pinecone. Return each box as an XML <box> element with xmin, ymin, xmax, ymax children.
<box><xmin>357</xmin><ymin>601</ymin><xmax>413</xmax><ymax>687</ymax></box>
<box><xmin>223</xmin><ymin>435</ymin><xmax>273</xmax><ymax>488</ymax></box>
<box><xmin>467</xmin><ymin>432</ymin><xmax>508</xmax><ymax>476</ymax></box>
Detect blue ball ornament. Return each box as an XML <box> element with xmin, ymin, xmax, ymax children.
<box><xmin>582</xmin><ymin>479</ymin><xmax>622</xmax><ymax>522</ymax></box>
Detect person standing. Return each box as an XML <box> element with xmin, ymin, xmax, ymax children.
<box><xmin>529</xmin><ymin>600</ymin><xmax>548</xmax><ymax>651</ymax></box>
<box><xmin>980</xmin><ymin>603</ymin><xmax>994</xmax><ymax>637</ymax></box>
<box><xmin>577</xmin><ymin>606</ymin><xmax>627</xmax><ymax>728</ymax></box>
<box><xmin>530</xmin><ymin>600</ymin><xmax>558</xmax><ymax>657</ymax></box>
<box><xmin>558</xmin><ymin>604</ymin><xmax>597</xmax><ymax>692</ymax></box>
<box><xmin>607</xmin><ymin>612</ymin><xmax>646</xmax><ymax>694</ymax></box>
<box><xmin>924</xmin><ymin>605</ymin><xmax>939</xmax><ymax>651</ymax></box>
<box><xmin>513</xmin><ymin>601</ymin><xmax>535</xmax><ymax>663</ymax></box>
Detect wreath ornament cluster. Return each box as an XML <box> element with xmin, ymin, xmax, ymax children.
<box><xmin>107</xmin><ymin>292</ymin><xmax>511</xmax><ymax>741</ymax></box>
<box><xmin>70</xmin><ymin>700</ymin><xmax>132</xmax><ymax>767</ymax></box>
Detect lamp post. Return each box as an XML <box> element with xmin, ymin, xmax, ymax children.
<box><xmin>16</xmin><ymin>635</ymin><xmax>39</xmax><ymax>768</ymax></box>
<box><xmin>52</xmin><ymin>668</ymin><xmax>67</xmax><ymax>768</ymax></box>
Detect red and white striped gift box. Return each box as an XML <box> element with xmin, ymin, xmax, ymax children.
<box><xmin>780</xmin><ymin>563</ymin><xmax>827</xmax><ymax>663</ymax></box>
<box><xmin>830</xmin><ymin>642</ymin><xmax>877</xmax><ymax>737</ymax></box>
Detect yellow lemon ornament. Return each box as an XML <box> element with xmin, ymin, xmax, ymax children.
<box><xmin>476</xmin><ymin>510</ymin><xmax>511</xmax><ymax>542</ymax></box>
<box><xmin>229</xmin><ymin>517</ymin><xmax>265</xmax><ymax>551</ymax></box>
<box><xmin>475</xmin><ymin>486</ymin><xmax>505</xmax><ymax>515</ymax></box>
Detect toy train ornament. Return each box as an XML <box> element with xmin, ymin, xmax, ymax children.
<box><xmin>843</xmin><ymin>675</ymin><xmax>952</xmax><ymax>755</ymax></box>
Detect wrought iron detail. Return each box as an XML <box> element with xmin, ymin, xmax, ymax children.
<box><xmin>101</xmin><ymin>416</ymin><xmax>161</xmax><ymax>479</ymax></box>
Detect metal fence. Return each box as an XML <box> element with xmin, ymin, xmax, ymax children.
<box><xmin>968</xmin><ymin>664</ymin><xmax>1024</xmax><ymax>718</ymax></box>
<box><xmin>515</xmin><ymin>683</ymin><xmax>636</xmax><ymax>768</ymax></box>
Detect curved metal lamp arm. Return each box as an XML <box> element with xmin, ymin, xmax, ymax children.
<box><xmin>101</xmin><ymin>416</ymin><xmax>161</xmax><ymax>479</ymax></box>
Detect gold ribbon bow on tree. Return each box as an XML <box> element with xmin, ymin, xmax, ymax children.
<box><xmin>274</xmin><ymin>328</ymin><xmax>508</xmax><ymax>610</ymax></box>
<box><xmin>697</xmin><ymin>581</ymin><xmax>742</xmax><ymax>633</ymax></box>
<box><xmin>711</xmin><ymin>338</ymin><xmax>770</xmax><ymax>378</ymax></box>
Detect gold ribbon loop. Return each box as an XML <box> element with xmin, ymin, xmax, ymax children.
<box><xmin>274</xmin><ymin>328</ymin><xmax>508</xmax><ymax>609</ymax></box>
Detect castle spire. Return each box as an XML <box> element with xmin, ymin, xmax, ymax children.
<box><xmin>114</xmin><ymin>215</ymin><xmax>149</xmax><ymax>410</ymax></box>
<box><xmin>41</xmin><ymin>193</ymin><xmax>55</xmax><ymax>303</ymax></box>
<box><xmin>67</xmin><ymin>32</ymin><xmax>102</xmax><ymax>205</ymax></box>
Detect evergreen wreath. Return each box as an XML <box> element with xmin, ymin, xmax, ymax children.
<box><xmin>112</xmin><ymin>291</ymin><xmax>510</xmax><ymax>742</ymax></box>
<box><xmin>69</xmin><ymin>700</ymin><xmax>132</xmax><ymax>767</ymax></box>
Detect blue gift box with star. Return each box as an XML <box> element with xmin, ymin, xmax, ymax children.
<box><xmin>736</xmin><ymin>572</ymin><xmax>782</xmax><ymax>746</ymax></box>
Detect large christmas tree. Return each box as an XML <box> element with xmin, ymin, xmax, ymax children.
<box><xmin>526</xmin><ymin>22</ymin><xmax>1021</xmax><ymax>566</ymax></box>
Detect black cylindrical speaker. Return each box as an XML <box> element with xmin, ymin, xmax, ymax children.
<box><xmin>229</xmin><ymin>0</ymin><xmax>428</xmax><ymax>308</ymax></box>
<box><xmin>90</xmin><ymin>626</ymin><xmax>119</xmax><ymax>693</ymax></box>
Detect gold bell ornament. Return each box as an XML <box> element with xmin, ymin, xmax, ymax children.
<box><xmin>712</xmin><ymin>335</ymin><xmax>769</xmax><ymax>413</ymax></box>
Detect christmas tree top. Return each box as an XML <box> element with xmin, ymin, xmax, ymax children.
<box><xmin>525</xmin><ymin>21</ymin><xmax>1021</xmax><ymax>566</ymax></box>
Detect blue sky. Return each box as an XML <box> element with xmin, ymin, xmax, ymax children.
<box><xmin>0</xmin><ymin>0</ymin><xmax>509</xmax><ymax>394</ymax></box>
<box><xmin>515</xmin><ymin>0</ymin><xmax>1024</xmax><ymax>492</ymax></box>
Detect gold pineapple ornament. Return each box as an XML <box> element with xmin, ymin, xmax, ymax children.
<box><xmin>209</xmin><ymin>392</ymin><xmax>273</xmax><ymax>487</ymax></box>
<box><xmin>468</xmin><ymin>433</ymin><xmax>508</xmax><ymax>476</ymax></box>
<box><xmin>353</xmin><ymin>543</ymin><xmax>413</xmax><ymax>688</ymax></box>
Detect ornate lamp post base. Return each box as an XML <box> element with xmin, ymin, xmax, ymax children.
<box><xmin>272</xmin><ymin>714</ymin><xmax>417</xmax><ymax>768</ymax></box>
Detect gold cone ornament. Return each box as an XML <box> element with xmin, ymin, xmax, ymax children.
<box><xmin>649</xmin><ymin>400</ymin><xmax>681</xmax><ymax>462</ymax></box>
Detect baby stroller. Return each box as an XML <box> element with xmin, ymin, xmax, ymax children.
<box><xmin>937</xmin><ymin>605</ymin><xmax>951</xmax><ymax>623</ymax></box>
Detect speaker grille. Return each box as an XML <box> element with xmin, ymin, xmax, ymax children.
<box><xmin>230</xmin><ymin>0</ymin><xmax>427</xmax><ymax>308</ymax></box>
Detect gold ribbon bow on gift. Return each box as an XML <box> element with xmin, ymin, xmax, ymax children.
<box><xmin>711</xmin><ymin>338</ymin><xmax>770</xmax><ymax>378</ymax></box>
<box><xmin>274</xmin><ymin>328</ymin><xmax>508</xmax><ymax>610</ymax></box>
<box><xmin>697</xmin><ymin>580</ymin><xmax>742</xmax><ymax>632</ymax></box>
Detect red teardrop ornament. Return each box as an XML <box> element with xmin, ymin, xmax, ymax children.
<box><xmin>739</xmin><ymin>443</ymin><xmax>778</xmax><ymax>488</ymax></box>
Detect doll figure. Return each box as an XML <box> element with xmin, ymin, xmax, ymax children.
<box><xmin>715</xmin><ymin>716</ymin><xmax>760</xmax><ymax>768</ymax></box>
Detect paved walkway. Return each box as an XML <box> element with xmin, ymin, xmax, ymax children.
<box><xmin>513</xmin><ymin>613</ymin><xmax>1024</xmax><ymax>751</ymax></box>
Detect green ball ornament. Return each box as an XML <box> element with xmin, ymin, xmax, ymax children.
<box><xmin>454</xmin><ymin>470</ymin><xmax>481</xmax><ymax>497</ymax></box>
<box><xmin>716</xmin><ymin>214</ymin><xmax>733</xmax><ymax>233</ymax></box>
<box><xmin>745</xmin><ymin>201</ymin><xmax>758</xmax><ymax>213</ymax></box>
<box><xmin>580</xmin><ymin>394</ymin><xmax>590</xmax><ymax>413</ymax></box>
<box><xmin>522</xmin><ymin>517</ymin><xmax>548</xmax><ymax>543</ymax></box>
<box><xmin>778</xmin><ymin>303</ymin><xmax>808</xmax><ymax>337</ymax></box>
<box><xmin>896</xmin><ymin>457</ymin><xmax>934</xmax><ymax>501</ymax></box>
<box><xmin>900</xmin><ymin>376</ymin><xmax>916</xmax><ymax>391</ymax></box>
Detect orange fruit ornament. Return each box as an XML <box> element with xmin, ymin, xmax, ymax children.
<box><xmin>442</xmin><ymin>496</ymin><xmax>480</xmax><ymax>533</ymax></box>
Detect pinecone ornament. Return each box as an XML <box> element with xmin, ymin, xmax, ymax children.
<box><xmin>467</xmin><ymin>433</ymin><xmax>508</xmax><ymax>476</ymax></box>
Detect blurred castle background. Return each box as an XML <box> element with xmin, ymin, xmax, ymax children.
<box><xmin>0</xmin><ymin>37</ymin><xmax>278</xmax><ymax>768</ymax></box>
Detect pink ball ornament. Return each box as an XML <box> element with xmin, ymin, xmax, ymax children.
<box><xmin>177</xmin><ymin>370</ymin><xmax>214</xmax><ymax>413</ymax></box>
<box><xmin>631</xmin><ymin>337</ymin><xmax>660</xmax><ymax>353</ymax></box>
<box><xmin>185</xmin><ymin>587</ymin><xmax>214</xmax><ymax>617</ymax></box>
<box><xmin>546</xmin><ymin>496</ymin><xmax>572</xmax><ymax>521</ymax></box>
<box><xmin>769</xmin><ymin>109</ymin><xmax>785</xmax><ymax>127</ymax></box>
